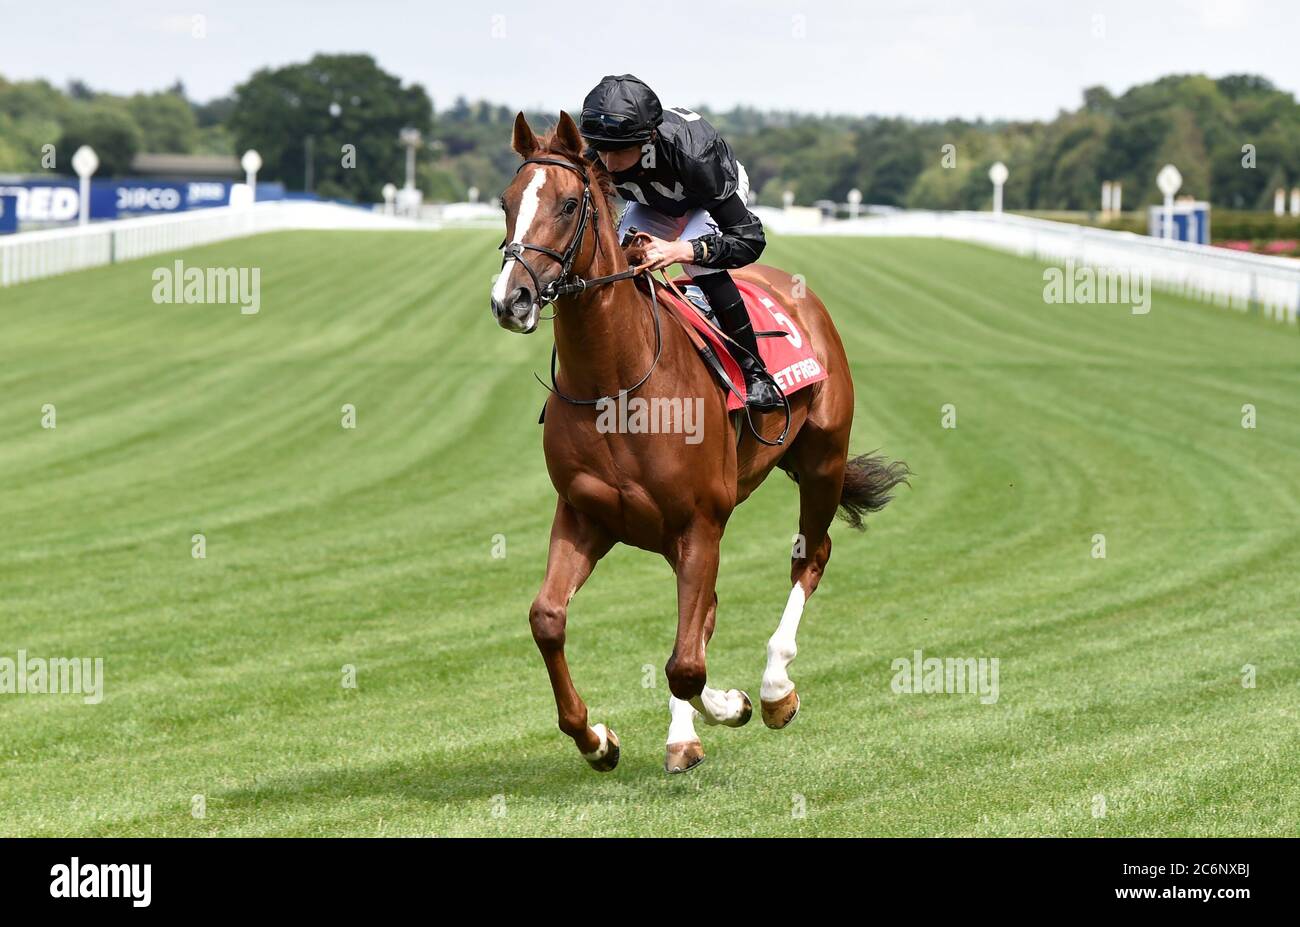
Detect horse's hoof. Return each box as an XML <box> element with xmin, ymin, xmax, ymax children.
<box><xmin>722</xmin><ymin>690</ymin><xmax>753</xmax><ymax>728</ymax></box>
<box><xmin>761</xmin><ymin>689</ymin><xmax>800</xmax><ymax>729</ymax></box>
<box><xmin>583</xmin><ymin>725</ymin><xmax>620</xmax><ymax>772</ymax></box>
<box><xmin>664</xmin><ymin>739</ymin><xmax>705</xmax><ymax>774</ymax></box>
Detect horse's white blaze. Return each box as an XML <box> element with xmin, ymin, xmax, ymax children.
<box><xmin>667</xmin><ymin>695</ymin><xmax>700</xmax><ymax>745</ymax></box>
<box><xmin>492</xmin><ymin>167</ymin><xmax>547</xmax><ymax>303</ymax></box>
<box><xmin>761</xmin><ymin>584</ymin><xmax>806</xmax><ymax>701</ymax></box>
<box><xmin>690</xmin><ymin>686</ymin><xmax>747</xmax><ymax>725</ymax></box>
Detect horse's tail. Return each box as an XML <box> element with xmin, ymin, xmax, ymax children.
<box><xmin>837</xmin><ymin>451</ymin><xmax>910</xmax><ymax>530</ymax></box>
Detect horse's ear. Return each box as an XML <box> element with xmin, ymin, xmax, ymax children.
<box><xmin>512</xmin><ymin>112</ymin><xmax>539</xmax><ymax>158</ymax></box>
<box><xmin>555</xmin><ymin>111</ymin><xmax>583</xmax><ymax>157</ymax></box>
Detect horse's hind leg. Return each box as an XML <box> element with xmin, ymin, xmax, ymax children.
<box><xmin>531</xmin><ymin>499</ymin><xmax>618</xmax><ymax>771</ymax></box>
<box><xmin>762</xmin><ymin>428</ymin><xmax>847</xmax><ymax>728</ymax></box>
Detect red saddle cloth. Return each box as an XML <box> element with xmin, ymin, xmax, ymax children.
<box><xmin>658</xmin><ymin>277</ymin><xmax>828</xmax><ymax>410</ymax></box>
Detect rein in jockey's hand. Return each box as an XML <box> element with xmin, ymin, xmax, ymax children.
<box><xmin>630</xmin><ymin>233</ymin><xmax>696</xmax><ymax>274</ymax></box>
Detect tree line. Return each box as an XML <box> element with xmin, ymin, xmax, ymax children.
<box><xmin>3</xmin><ymin>58</ymin><xmax>1298</xmax><ymax>212</ymax></box>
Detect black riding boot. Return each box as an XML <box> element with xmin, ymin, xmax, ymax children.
<box><xmin>695</xmin><ymin>273</ymin><xmax>784</xmax><ymax>411</ymax></box>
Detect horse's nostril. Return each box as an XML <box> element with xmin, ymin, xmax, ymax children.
<box><xmin>510</xmin><ymin>286</ymin><xmax>533</xmax><ymax>309</ymax></box>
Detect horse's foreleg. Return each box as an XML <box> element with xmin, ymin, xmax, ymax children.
<box><xmin>664</xmin><ymin>696</ymin><xmax>705</xmax><ymax>773</ymax></box>
<box><xmin>661</xmin><ymin>590</ymin><xmax>713</xmax><ymax>773</ymax></box>
<box><xmin>530</xmin><ymin>500</ymin><xmax>617</xmax><ymax>770</ymax></box>
<box><xmin>666</xmin><ymin>522</ymin><xmax>752</xmax><ymax>733</ymax></box>
<box><xmin>762</xmin><ymin>451</ymin><xmax>843</xmax><ymax>729</ymax></box>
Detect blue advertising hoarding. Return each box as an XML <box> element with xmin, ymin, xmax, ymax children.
<box><xmin>0</xmin><ymin>179</ymin><xmax>285</xmax><ymax>225</ymax></box>
<box><xmin>1147</xmin><ymin>201</ymin><xmax>1211</xmax><ymax>245</ymax></box>
<box><xmin>0</xmin><ymin>194</ymin><xmax>17</xmax><ymax>233</ymax></box>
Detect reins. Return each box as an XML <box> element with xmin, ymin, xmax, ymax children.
<box><xmin>535</xmin><ymin>273</ymin><xmax>664</xmax><ymax>407</ymax></box>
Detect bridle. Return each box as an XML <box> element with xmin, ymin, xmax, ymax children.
<box><xmin>499</xmin><ymin>157</ymin><xmax>639</xmax><ymax>304</ymax></box>
<box><xmin>499</xmin><ymin>156</ymin><xmax>662</xmax><ymax>408</ymax></box>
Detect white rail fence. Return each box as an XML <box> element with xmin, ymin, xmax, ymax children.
<box><xmin>0</xmin><ymin>201</ymin><xmax>429</xmax><ymax>288</ymax></box>
<box><xmin>6</xmin><ymin>201</ymin><xmax>1299</xmax><ymax>324</ymax></box>
<box><xmin>758</xmin><ymin>209</ymin><xmax>1300</xmax><ymax>324</ymax></box>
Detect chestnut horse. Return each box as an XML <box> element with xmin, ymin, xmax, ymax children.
<box><xmin>491</xmin><ymin>111</ymin><xmax>907</xmax><ymax>773</ymax></box>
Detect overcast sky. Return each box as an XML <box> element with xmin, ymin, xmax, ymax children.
<box><xmin>3</xmin><ymin>0</ymin><xmax>1295</xmax><ymax>120</ymax></box>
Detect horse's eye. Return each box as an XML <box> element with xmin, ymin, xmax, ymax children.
<box><xmin>562</xmin><ymin>199</ymin><xmax>578</xmax><ymax>216</ymax></box>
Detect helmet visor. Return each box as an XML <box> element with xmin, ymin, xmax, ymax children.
<box><xmin>580</xmin><ymin>110</ymin><xmax>648</xmax><ymax>144</ymax></box>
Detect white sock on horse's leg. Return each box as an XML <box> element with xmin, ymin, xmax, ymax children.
<box><xmin>667</xmin><ymin>695</ymin><xmax>700</xmax><ymax>744</ymax></box>
<box><xmin>690</xmin><ymin>685</ymin><xmax>746</xmax><ymax>725</ymax></box>
<box><xmin>580</xmin><ymin>722</ymin><xmax>611</xmax><ymax>762</ymax></box>
<box><xmin>762</xmin><ymin>584</ymin><xmax>806</xmax><ymax>702</ymax></box>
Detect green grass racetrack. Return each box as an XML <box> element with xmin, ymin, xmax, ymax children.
<box><xmin>2</xmin><ymin>229</ymin><xmax>1297</xmax><ymax>836</ymax></box>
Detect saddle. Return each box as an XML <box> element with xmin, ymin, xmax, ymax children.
<box><xmin>650</xmin><ymin>275</ymin><xmax>828</xmax><ymax>413</ymax></box>
<box><xmin>619</xmin><ymin>231</ymin><xmax>826</xmax><ymax>407</ymax></box>
<box><xmin>538</xmin><ymin>244</ymin><xmax>828</xmax><ymax>437</ymax></box>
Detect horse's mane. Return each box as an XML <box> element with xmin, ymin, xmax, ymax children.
<box><xmin>534</xmin><ymin>128</ymin><xmax>618</xmax><ymax>206</ymax></box>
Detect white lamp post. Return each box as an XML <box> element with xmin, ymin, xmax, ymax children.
<box><xmin>989</xmin><ymin>161</ymin><xmax>1009</xmax><ymax>215</ymax></box>
<box><xmin>782</xmin><ymin>189</ymin><xmax>795</xmax><ymax>211</ymax></box>
<box><xmin>1156</xmin><ymin>164</ymin><xmax>1182</xmax><ymax>240</ymax></box>
<box><xmin>467</xmin><ymin>185</ymin><xmax>480</xmax><ymax>204</ymax></box>
<box><xmin>71</xmin><ymin>145</ymin><xmax>98</xmax><ymax>226</ymax></box>
<box><xmin>241</xmin><ymin>149</ymin><xmax>263</xmax><ymax>203</ymax></box>
<box><xmin>847</xmin><ymin>187</ymin><xmax>862</xmax><ymax>220</ymax></box>
<box><xmin>381</xmin><ymin>183</ymin><xmax>396</xmax><ymax>216</ymax></box>
<box><xmin>399</xmin><ymin>128</ymin><xmax>422</xmax><ymax>192</ymax></box>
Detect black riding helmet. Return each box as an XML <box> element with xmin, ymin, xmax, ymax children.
<box><xmin>580</xmin><ymin>74</ymin><xmax>663</xmax><ymax>150</ymax></box>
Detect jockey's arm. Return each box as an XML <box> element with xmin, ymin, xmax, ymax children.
<box><xmin>689</xmin><ymin>193</ymin><xmax>767</xmax><ymax>270</ymax></box>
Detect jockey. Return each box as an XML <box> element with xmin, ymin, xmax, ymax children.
<box><xmin>579</xmin><ymin>74</ymin><xmax>783</xmax><ymax>411</ymax></box>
